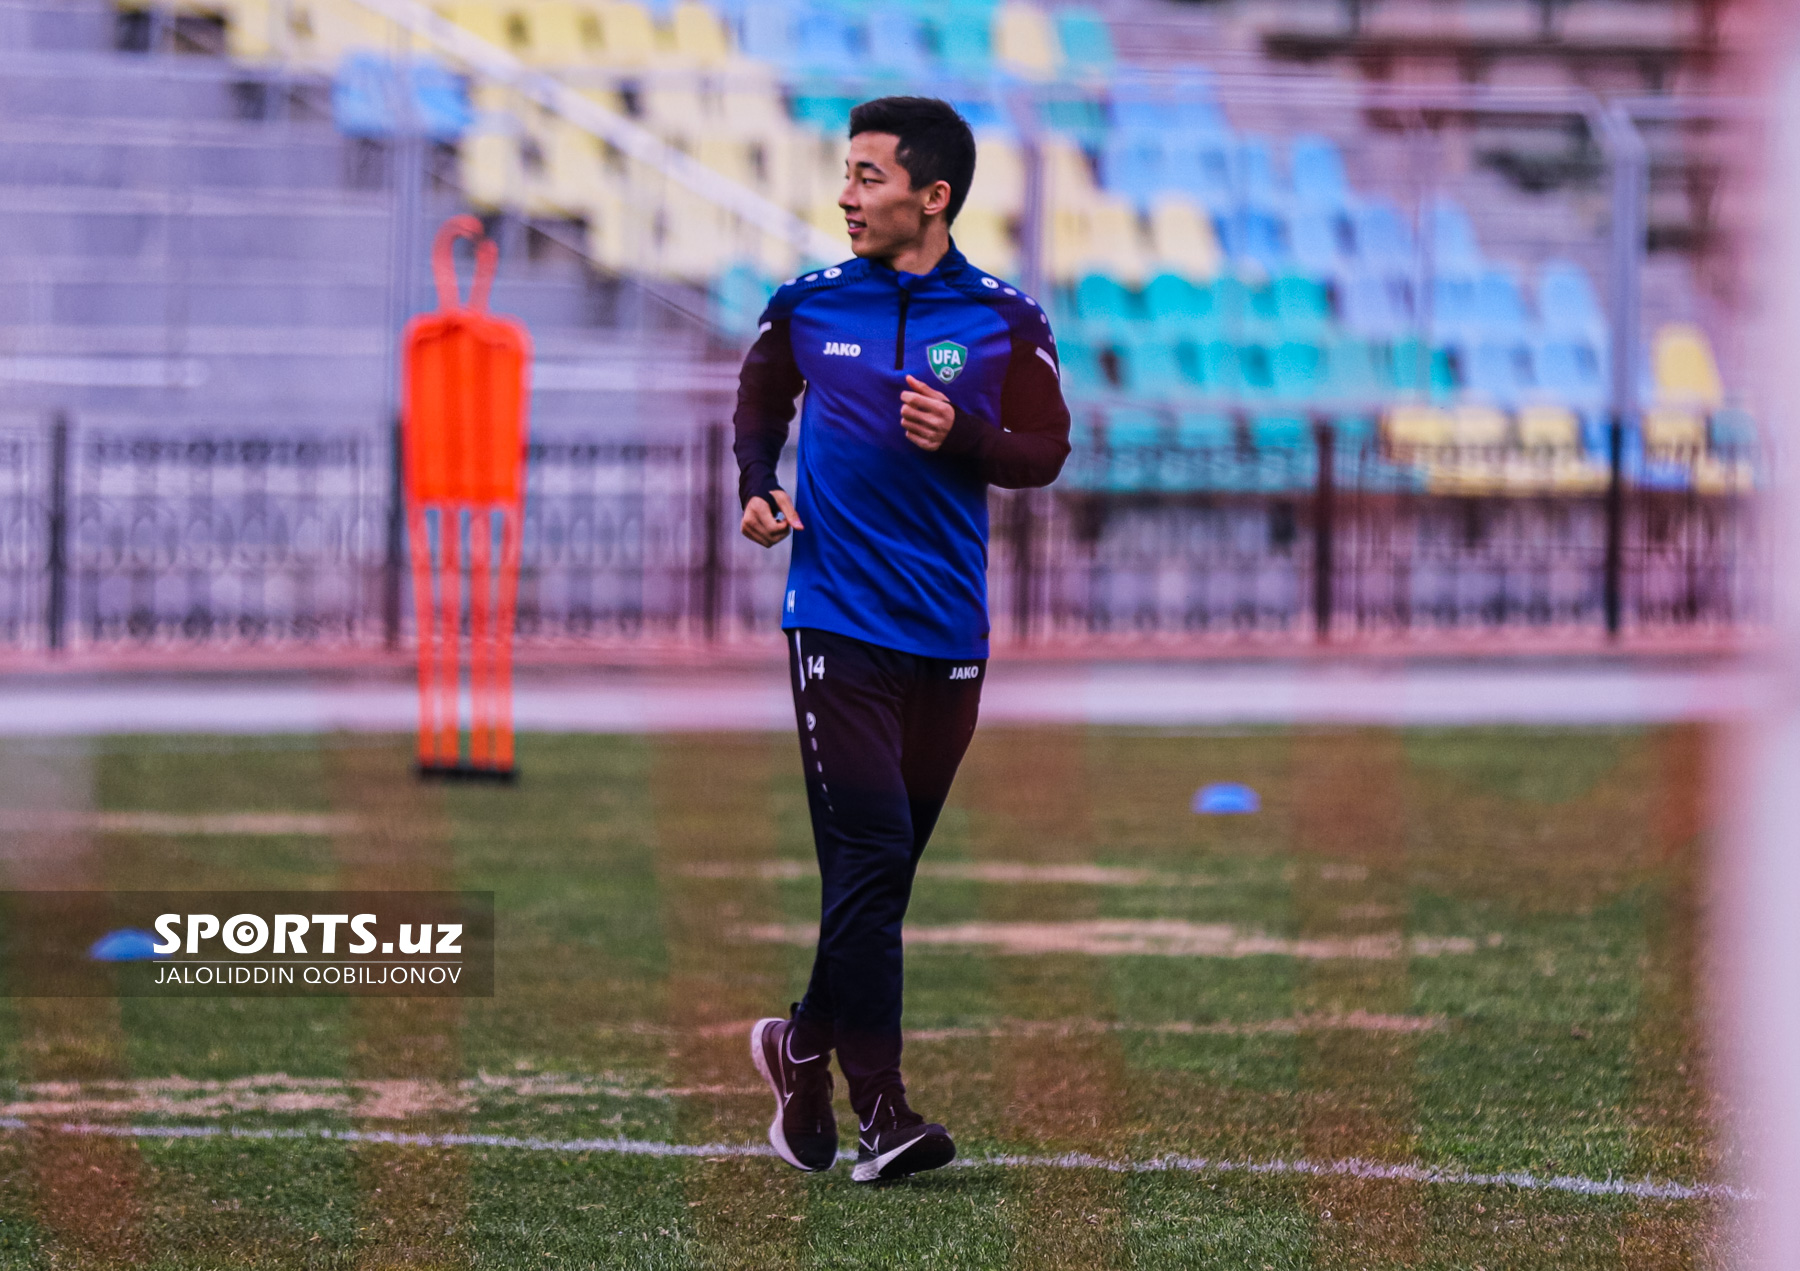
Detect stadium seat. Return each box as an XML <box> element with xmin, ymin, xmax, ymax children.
<box><xmin>541</xmin><ymin>118</ymin><xmax>609</xmax><ymax>212</ymax></box>
<box><xmin>1175</xmin><ymin>410</ymin><xmax>1236</xmax><ymax>448</ymax></box>
<box><xmin>1289</xmin><ymin>210</ymin><xmax>1347</xmax><ymax>275</ymax></box>
<box><xmin>994</xmin><ymin>2</ymin><xmax>1061</xmax><ymax>79</ymax></box>
<box><xmin>1101</xmin><ymin>407</ymin><xmax>1165</xmax><ymax>491</ymax></box>
<box><xmin>1054</xmin><ymin>338</ymin><xmax>1110</xmax><ymax>396</ymax></box>
<box><xmin>1537</xmin><ymin>259</ymin><xmax>1607</xmax><ymax>339</ymax></box>
<box><xmin>1270</xmin><ymin>340</ymin><xmax>1325</xmax><ymax>401</ymax></box>
<box><xmin>1074</xmin><ymin>272</ymin><xmax>1137</xmax><ymax>336</ymax></box>
<box><xmin>668</xmin><ymin>1</ymin><xmax>731</xmax><ymax>63</ymax></box>
<box><xmin>1430</xmin><ymin>273</ymin><xmax>1480</xmax><ymax>339</ymax></box>
<box><xmin>461</xmin><ymin>126</ymin><xmax>523</xmax><ymax>210</ymax></box>
<box><xmin>1118</xmin><ymin>337</ymin><xmax>1190</xmax><ymax>398</ymax></box>
<box><xmin>790</xmin><ymin>84</ymin><xmax>857</xmax><ymax>133</ymax></box>
<box><xmin>935</xmin><ymin>0</ymin><xmax>994</xmax><ymax>77</ymax></box>
<box><xmin>1290</xmin><ymin>135</ymin><xmax>1348</xmax><ymax>207</ymax></box>
<box><xmin>1352</xmin><ymin>199</ymin><xmax>1413</xmax><ymax>267</ymax></box>
<box><xmin>1143</xmin><ymin>271</ymin><xmax>1212</xmax><ymax>335</ymax></box>
<box><xmin>1473</xmin><ymin>267</ymin><xmax>1528</xmax><ymax>335</ymax></box>
<box><xmin>1147</xmin><ymin>197</ymin><xmax>1223</xmax><ymax>281</ymax></box>
<box><xmin>1101</xmin><ymin>131</ymin><xmax>1161</xmax><ymax>206</ymax></box>
<box><xmin>1458</xmin><ymin>340</ymin><xmax>1528</xmax><ymax>407</ymax></box>
<box><xmin>1429</xmin><ymin>196</ymin><xmax>1482</xmax><ymax>271</ymax></box>
<box><xmin>1451</xmin><ymin>404</ymin><xmax>1508</xmax><ymax>447</ymax></box>
<box><xmin>715</xmin><ymin>67</ymin><xmax>789</xmax><ymax>140</ymax></box>
<box><xmin>440</xmin><ymin>0</ymin><xmax>516</xmax><ymax>51</ymax></box>
<box><xmin>714</xmin><ymin>261</ymin><xmax>775</xmax><ymax>335</ymax></box>
<box><xmin>864</xmin><ymin>3</ymin><xmax>932</xmax><ymax>73</ymax></box>
<box><xmin>1643</xmin><ymin>406</ymin><xmax>1706</xmax><ymax>450</ymax></box>
<box><xmin>737</xmin><ymin>0</ymin><xmax>790</xmax><ymax>60</ymax></box>
<box><xmin>1652</xmin><ymin>323</ymin><xmax>1724</xmax><ymax>408</ymax></box>
<box><xmin>952</xmin><ymin>209</ymin><xmax>1016</xmax><ymax>276</ymax></box>
<box><xmin>962</xmin><ymin>132</ymin><xmax>1024</xmax><ymax>215</ymax></box>
<box><xmin>1272</xmin><ymin>274</ymin><xmax>1329</xmax><ymax>335</ymax></box>
<box><xmin>1534</xmin><ymin>338</ymin><xmax>1609</xmax><ymax>412</ymax></box>
<box><xmin>1162</xmin><ymin>133</ymin><xmax>1234</xmax><ymax>207</ymax></box>
<box><xmin>1710</xmin><ymin>407</ymin><xmax>1757</xmax><ymax>451</ymax></box>
<box><xmin>1198</xmin><ymin>339</ymin><xmax>1245</xmax><ymax>399</ymax></box>
<box><xmin>1385</xmin><ymin>404</ymin><xmax>1454</xmax><ymax>448</ymax></box>
<box><xmin>1324</xmin><ymin>338</ymin><xmax>1384</xmax><ymax>405</ymax></box>
<box><xmin>1038</xmin><ymin>92</ymin><xmax>1109</xmax><ymax>145</ymax></box>
<box><xmin>1234</xmin><ymin>136</ymin><xmax>1281</xmax><ymax>205</ymax></box>
<box><xmin>1055</xmin><ymin>6</ymin><xmax>1114</xmax><ymax>77</ymax></box>
<box><xmin>1517</xmin><ymin>404</ymin><xmax>1580</xmax><ymax>449</ymax></box>
<box><xmin>1340</xmin><ymin>271</ymin><xmax>1412</xmax><ymax>338</ymax></box>
<box><xmin>789</xmin><ymin>7</ymin><xmax>860</xmax><ymax>71</ymax></box>
<box><xmin>1248</xmin><ymin>414</ymin><xmax>1317</xmax><ymax>490</ymax></box>
<box><xmin>515</xmin><ymin>1</ymin><xmax>596</xmax><ymax>64</ymax></box>
<box><xmin>1079</xmin><ymin>201</ymin><xmax>1150</xmax><ymax>283</ymax></box>
<box><xmin>595</xmin><ymin>0</ymin><xmax>658</xmax><ymax>63</ymax></box>
<box><xmin>1218</xmin><ymin>208</ymin><xmax>1286</xmax><ymax>273</ymax></box>
<box><xmin>1389</xmin><ymin>339</ymin><xmax>1455</xmax><ymax>398</ymax></box>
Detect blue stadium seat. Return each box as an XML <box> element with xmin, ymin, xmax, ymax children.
<box><xmin>1389</xmin><ymin>338</ymin><xmax>1457</xmax><ymax>399</ymax></box>
<box><xmin>1537</xmin><ymin>258</ymin><xmax>1607</xmax><ymax>340</ymax></box>
<box><xmin>950</xmin><ymin>92</ymin><xmax>1007</xmax><ymax>131</ymax></box>
<box><xmin>1534</xmin><ymin>337</ymin><xmax>1609</xmax><ymax>413</ymax></box>
<box><xmin>1290</xmin><ymin>135</ymin><xmax>1348</xmax><ymax>207</ymax></box>
<box><xmin>1289</xmin><ymin>210</ymin><xmax>1348</xmax><ymax>275</ymax></box>
<box><xmin>1458</xmin><ymin>340</ymin><xmax>1530</xmax><ymax>407</ymax></box>
<box><xmin>1162</xmin><ymin>134</ymin><xmax>1234</xmax><ymax>206</ymax></box>
<box><xmin>1473</xmin><ymin>267</ymin><xmax>1528</xmax><ymax>336</ymax></box>
<box><xmin>864</xmin><ymin>4</ymin><xmax>931</xmax><ymax>74</ymax></box>
<box><xmin>1340</xmin><ymin>270</ymin><xmax>1412</xmax><ymax>338</ymax></box>
<box><xmin>1234</xmin><ymin>136</ymin><xmax>1281</xmax><ymax>205</ymax></box>
<box><xmin>334</xmin><ymin>54</ymin><xmax>470</xmax><ymax>141</ymax></box>
<box><xmin>1429</xmin><ymin>196</ymin><xmax>1482</xmax><ymax>271</ymax></box>
<box><xmin>1352</xmin><ymin>199</ymin><xmax>1412</xmax><ymax>267</ymax></box>
<box><xmin>1101</xmin><ymin>131</ymin><xmax>1162</xmax><ymax>205</ymax></box>
<box><xmin>1430</xmin><ymin>273</ymin><xmax>1481</xmax><ymax>340</ymax></box>
<box><xmin>1218</xmin><ymin>208</ymin><xmax>1287</xmax><ymax>272</ymax></box>
<box><xmin>739</xmin><ymin>0</ymin><xmax>792</xmax><ymax>60</ymax></box>
<box><xmin>790</xmin><ymin>6</ymin><xmax>862</xmax><ymax>70</ymax></box>
<box><xmin>1055</xmin><ymin>6</ymin><xmax>1115</xmax><ymax>76</ymax></box>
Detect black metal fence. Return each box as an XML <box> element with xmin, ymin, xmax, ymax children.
<box><xmin>0</xmin><ymin>417</ymin><xmax>1762</xmax><ymax>656</ymax></box>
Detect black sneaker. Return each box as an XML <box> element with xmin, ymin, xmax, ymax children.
<box><xmin>749</xmin><ymin>1009</ymin><xmax>838</xmax><ymax>1171</ymax></box>
<box><xmin>851</xmin><ymin>1088</ymin><xmax>955</xmax><ymax>1183</ymax></box>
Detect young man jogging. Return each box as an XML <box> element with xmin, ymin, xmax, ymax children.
<box><xmin>734</xmin><ymin>97</ymin><xmax>1071</xmax><ymax>1182</ymax></box>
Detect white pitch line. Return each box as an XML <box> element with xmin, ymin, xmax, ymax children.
<box><xmin>0</xmin><ymin>1117</ymin><xmax>1742</xmax><ymax>1203</ymax></box>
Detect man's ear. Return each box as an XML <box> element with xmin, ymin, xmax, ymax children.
<box><xmin>921</xmin><ymin>179</ymin><xmax>953</xmax><ymax>219</ymax></box>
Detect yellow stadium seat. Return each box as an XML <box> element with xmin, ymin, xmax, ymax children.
<box><xmin>1148</xmin><ymin>195</ymin><xmax>1221</xmax><ymax>281</ymax></box>
<box><xmin>521</xmin><ymin>0</ymin><xmax>601</xmax><ymax>64</ymax></box>
<box><xmin>962</xmin><ymin>132</ymin><xmax>1024</xmax><ymax>217</ymax></box>
<box><xmin>1550</xmin><ymin>453</ymin><xmax>1610</xmax><ymax>493</ymax></box>
<box><xmin>642</xmin><ymin>76</ymin><xmax>708</xmax><ymax>137</ymax></box>
<box><xmin>1424</xmin><ymin>454</ymin><xmax>1501</xmax><ymax>496</ymax></box>
<box><xmin>284</xmin><ymin>0</ymin><xmax>396</xmax><ymax>65</ymax></box>
<box><xmin>1042</xmin><ymin>136</ymin><xmax>1097</xmax><ymax>208</ymax></box>
<box><xmin>439</xmin><ymin>0</ymin><xmax>517</xmax><ymax>50</ymax></box>
<box><xmin>806</xmin><ymin>195</ymin><xmax>850</xmax><ymax>246</ymax></box>
<box><xmin>692</xmin><ymin>136</ymin><xmax>756</xmax><ymax>187</ymax></box>
<box><xmin>952</xmin><ymin>210</ymin><xmax>1017</xmax><ymax>279</ymax></box>
<box><xmin>222</xmin><ymin>0</ymin><xmax>274</xmax><ymax>57</ymax></box>
<box><xmin>1643</xmin><ymin>406</ymin><xmax>1706</xmax><ymax>450</ymax></box>
<box><xmin>659</xmin><ymin>188</ymin><xmax>733</xmax><ymax>279</ymax></box>
<box><xmin>462</xmin><ymin>129</ymin><xmax>523</xmax><ymax>210</ymax></box>
<box><xmin>993</xmin><ymin>2</ymin><xmax>1061</xmax><ymax>80</ymax></box>
<box><xmin>1652</xmin><ymin>322</ymin><xmax>1724</xmax><ymax>409</ymax></box>
<box><xmin>593</xmin><ymin>0</ymin><xmax>656</xmax><ymax>64</ymax></box>
<box><xmin>714</xmin><ymin>64</ymin><xmax>789</xmax><ymax>139</ymax></box>
<box><xmin>667</xmin><ymin>1</ymin><xmax>730</xmax><ymax>64</ymax></box>
<box><xmin>579</xmin><ymin>186</ymin><xmax>630</xmax><ymax>270</ymax></box>
<box><xmin>1451</xmin><ymin>404</ymin><xmax>1508</xmax><ymax>447</ymax></box>
<box><xmin>1385</xmin><ymin>405</ymin><xmax>1454</xmax><ymax>449</ymax></box>
<box><xmin>1080</xmin><ymin>198</ymin><xmax>1148</xmax><ymax>283</ymax></box>
<box><xmin>1693</xmin><ymin>455</ymin><xmax>1754</xmax><ymax>495</ymax></box>
<box><xmin>1516</xmin><ymin>403</ymin><xmax>1579</xmax><ymax>449</ymax></box>
<box><xmin>540</xmin><ymin>119</ymin><xmax>608</xmax><ymax>213</ymax></box>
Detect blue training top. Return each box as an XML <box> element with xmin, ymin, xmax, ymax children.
<box><xmin>732</xmin><ymin>242</ymin><xmax>1072</xmax><ymax>660</ymax></box>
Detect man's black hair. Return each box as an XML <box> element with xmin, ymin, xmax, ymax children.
<box><xmin>848</xmin><ymin>96</ymin><xmax>977</xmax><ymax>225</ymax></box>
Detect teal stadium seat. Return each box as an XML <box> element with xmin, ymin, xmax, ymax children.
<box><xmin>1074</xmin><ymin>273</ymin><xmax>1138</xmax><ymax>338</ymax></box>
<box><xmin>1272</xmin><ymin>274</ymin><xmax>1329</xmax><ymax>336</ymax></box>
<box><xmin>1055</xmin><ymin>338</ymin><xmax>1111</xmax><ymax>397</ymax></box>
<box><xmin>1324</xmin><ymin>338</ymin><xmax>1384</xmax><ymax>406</ymax></box>
<box><xmin>1056</xmin><ymin>7</ymin><xmax>1115</xmax><ymax>76</ymax></box>
<box><xmin>1144</xmin><ymin>273</ymin><xmax>1215</xmax><ymax>338</ymax></box>
<box><xmin>1102</xmin><ymin>406</ymin><xmax>1166</xmax><ymax>491</ymax></box>
<box><xmin>1270</xmin><ymin>340</ymin><xmax>1325</xmax><ymax>401</ymax></box>
<box><xmin>1118</xmin><ymin>337</ymin><xmax>1190</xmax><ymax>398</ymax></box>
<box><xmin>1164</xmin><ymin>410</ymin><xmax>1236</xmax><ymax>489</ymax></box>
<box><xmin>713</xmin><ymin>263</ymin><xmax>774</xmax><ymax>337</ymax></box>
<box><xmin>1248</xmin><ymin>413</ymin><xmax>1317</xmax><ymax>491</ymax></box>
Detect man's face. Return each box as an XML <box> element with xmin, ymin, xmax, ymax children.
<box><xmin>840</xmin><ymin>131</ymin><xmax>945</xmax><ymax>260</ymax></box>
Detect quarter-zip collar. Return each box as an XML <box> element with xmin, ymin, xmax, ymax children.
<box><xmin>869</xmin><ymin>240</ymin><xmax>969</xmax><ymax>293</ymax></box>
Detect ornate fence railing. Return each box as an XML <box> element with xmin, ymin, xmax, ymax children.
<box><xmin>0</xmin><ymin>418</ymin><xmax>1763</xmax><ymax>656</ymax></box>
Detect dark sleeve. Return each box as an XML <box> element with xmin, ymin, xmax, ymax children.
<box><xmin>936</xmin><ymin>338</ymin><xmax>1071</xmax><ymax>489</ymax></box>
<box><xmin>732</xmin><ymin>317</ymin><xmax>805</xmax><ymax>509</ymax></box>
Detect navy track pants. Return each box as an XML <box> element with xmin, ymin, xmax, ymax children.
<box><xmin>785</xmin><ymin>626</ymin><xmax>985</xmax><ymax>1121</ymax></box>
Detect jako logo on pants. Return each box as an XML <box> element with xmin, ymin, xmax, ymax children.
<box><xmin>949</xmin><ymin>665</ymin><xmax>980</xmax><ymax>680</ymax></box>
<box><xmin>823</xmin><ymin>341</ymin><xmax>861</xmax><ymax>356</ymax></box>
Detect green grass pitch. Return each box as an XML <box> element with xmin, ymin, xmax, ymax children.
<box><xmin>0</xmin><ymin>724</ymin><xmax>1726</xmax><ymax>1268</ymax></box>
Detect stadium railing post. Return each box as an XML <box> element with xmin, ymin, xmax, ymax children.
<box><xmin>1313</xmin><ymin>416</ymin><xmax>1335</xmax><ymax>642</ymax></box>
<box><xmin>1604</xmin><ymin>415</ymin><xmax>1624</xmax><ymax>638</ymax></box>
<box><xmin>1010</xmin><ymin>490</ymin><xmax>1036</xmax><ymax>645</ymax></box>
<box><xmin>700</xmin><ymin>420</ymin><xmax>725</xmax><ymax>644</ymax></box>
<box><xmin>384</xmin><ymin>415</ymin><xmax>404</xmax><ymax>651</ymax></box>
<box><xmin>44</xmin><ymin>412</ymin><xmax>69</xmax><ymax>655</ymax></box>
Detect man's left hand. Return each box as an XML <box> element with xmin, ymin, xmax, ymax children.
<box><xmin>900</xmin><ymin>375</ymin><xmax>955</xmax><ymax>451</ymax></box>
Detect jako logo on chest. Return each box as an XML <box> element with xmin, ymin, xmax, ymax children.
<box><xmin>926</xmin><ymin>340</ymin><xmax>968</xmax><ymax>384</ymax></box>
<box><xmin>823</xmin><ymin>341</ymin><xmax>861</xmax><ymax>357</ymax></box>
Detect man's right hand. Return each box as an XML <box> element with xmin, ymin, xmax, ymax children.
<box><xmin>741</xmin><ymin>489</ymin><xmax>804</xmax><ymax>547</ymax></box>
